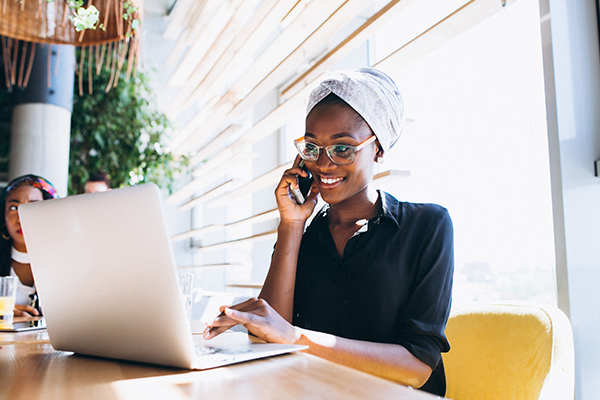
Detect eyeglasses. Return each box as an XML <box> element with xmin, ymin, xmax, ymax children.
<box><xmin>294</xmin><ymin>135</ymin><xmax>377</xmax><ymax>166</ymax></box>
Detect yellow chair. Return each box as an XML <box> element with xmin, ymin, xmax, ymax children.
<box><xmin>443</xmin><ymin>302</ymin><xmax>574</xmax><ymax>400</ymax></box>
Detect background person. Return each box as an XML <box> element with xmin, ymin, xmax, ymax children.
<box><xmin>84</xmin><ymin>172</ymin><xmax>111</xmax><ymax>193</ymax></box>
<box><xmin>204</xmin><ymin>68</ymin><xmax>454</xmax><ymax>395</ymax></box>
<box><xmin>0</xmin><ymin>174</ymin><xmax>58</xmax><ymax>316</ymax></box>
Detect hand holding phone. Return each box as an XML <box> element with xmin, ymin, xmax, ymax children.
<box><xmin>289</xmin><ymin>160</ymin><xmax>313</xmax><ymax>205</ymax></box>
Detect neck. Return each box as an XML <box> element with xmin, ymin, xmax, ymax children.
<box><xmin>328</xmin><ymin>186</ymin><xmax>380</xmax><ymax>226</ymax></box>
<box><xmin>12</xmin><ymin>241</ymin><xmax>27</xmax><ymax>253</ymax></box>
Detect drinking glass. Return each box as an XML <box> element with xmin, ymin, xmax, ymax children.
<box><xmin>0</xmin><ymin>276</ymin><xmax>18</xmax><ymax>324</ymax></box>
<box><xmin>178</xmin><ymin>273</ymin><xmax>194</xmax><ymax>319</ymax></box>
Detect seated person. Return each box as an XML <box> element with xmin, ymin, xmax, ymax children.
<box><xmin>204</xmin><ymin>68</ymin><xmax>454</xmax><ymax>395</ymax></box>
<box><xmin>0</xmin><ymin>174</ymin><xmax>59</xmax><ymax>316</ymax></box>
<box><xmin>84</xmin><ymin>172</ymin><xmax>111</xmax><ymax>193</ymax></box>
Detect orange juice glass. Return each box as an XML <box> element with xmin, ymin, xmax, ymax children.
<box><xmin>0</xmin><ymin>276</ymin><xmax>17</xmax><ymax>323</ymax></box>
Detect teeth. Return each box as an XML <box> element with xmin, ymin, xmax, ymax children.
<box><xmin>320</xmin><ymin>176</ymin><xmax>343</xmax><ymax>185</ymax></box>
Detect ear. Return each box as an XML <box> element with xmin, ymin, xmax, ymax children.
<box><xmin>373</xmin><ymin>140</ymin><xmax>385</xmax><ymax>162</ymax></box>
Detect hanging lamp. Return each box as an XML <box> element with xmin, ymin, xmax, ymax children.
<box><xmin>0</xmin><ymin>0</ymin><xmax>142</xmax><ymax>93</ymax></box>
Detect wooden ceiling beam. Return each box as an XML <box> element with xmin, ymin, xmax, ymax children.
<box><xmin>178</xmin><ymin>179</ymin><xmax>236</xmax><ymax>211</ymax></box>
<box><xmin>189</xmin><ymin>82</ymin><xmax>313</xmax><ymax>176</ymax></box>
<box><xmin>171</xmin><ymin>168</ymin><xmax>409</xmax><ymax>245</ymax></box>
<box><xmin>171</xmin><ymin>224</ymin><xmax>224</xmax><ymax>242</ymax></box>
<box><xmin>204</xmin><ymin>166</ymin><xmax>409</xmax><ymax>209</ymax></box>
<box><xmin>165</xmin><ymin>0</ymin><xmax>220</xmax><ymax>68</ymax></box>
<box><xmin>197</xmin><ymin>230</ymin><xmax>277</xmax><ymax>252</ymax></box>
<box><xmin>166</xmin><ymin>151</ymin><xmax>257</xmax><ymax>205</ymax></box>
<box><xmin>166</xmin><ymin>0</ymin><xmax>262</xmax><ymax>108</ymax></box>
<box><xmin>205</xmin><ymin>162</ymin><xmax>293</xmax><ymax>207</ymax></box>
<box><xmin>281</xmin><ymin>0</ymin><xmax>419</xmax><ymax>100</ymax></box>
<box><xmin>174</xmin><ymin>0</ymin><xmax>416</xmax><ymax>156</ymax></box>
<box><xmin>167</xmin><ymin>0</ymin><xmax>244</xmax><ymax>87</ymax></box>
<box><xmin>170</xmin><ymin>0</ymin><xmax>367</xmax><ymax>155</ymax></box>
<box><xmin>170</xmin><ymin>0</ymin><xmax>339</xmax><ymax>152</ymax></box>
<box><xmin>188</xmin><ymin>124</ymin><xmax>241</xmax><ymax>166</ymax></box>
<box><xmin>186</xmin><ymin>0</ymin><xmax>305</xmax><ymax>107</ymax></box>
<box><xmin>167</xmin><ymin>92</ymin><xmax>236</xmax><ymax>154</ymax></box>
<box><xmin>226</xmin><ymin>0</ymin><xmax>371</xmax><ymax>123</ymax></box>
<box><xmin>163</xmin><ymin>0</ymin><xmax>206</xmax><ymax>41</ymax></box>
<box><xmin>375</xmin><ymin>0</ymin><xmax>521</xmax><ymax>73</ymax></box>
<box><xmin>214</xmin><ymin>0</ymin><xmax>347</xmax><ymax>105</ymax></box>
<box><xmin>165</xmin><ymin>0</ymin><xmax>290</xmax><ymax>119</ymax></box>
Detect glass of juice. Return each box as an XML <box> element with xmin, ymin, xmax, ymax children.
<box><xmin>0</xmin><ymin>276</ymin><xmax>17</xmax><ymax>324</ymax></box>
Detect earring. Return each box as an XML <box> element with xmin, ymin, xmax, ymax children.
<box><xmin>1</xmin><ymin>226</ymin><xmax>10</xmax><ymax>241</ymax></box>
<box><xmin>376</xmin><ymin>156</ymin><xmax>384</xmax><ymax>164</ymax></box>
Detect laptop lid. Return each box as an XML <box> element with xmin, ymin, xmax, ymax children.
<box><xmin>19</xmin><ymin>184</ymin><xmax>196</xmax><ymax>368</ymax></box>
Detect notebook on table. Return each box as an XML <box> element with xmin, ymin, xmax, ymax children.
<box><xmin>19</xmin><ymin>183</ymin><xmax>306</xmax><ymax>369</ymax></box>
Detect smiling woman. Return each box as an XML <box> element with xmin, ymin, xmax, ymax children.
<box><xmin>0</xmin><ymin>174</ymin><xmax>58</xmax><ymax>317</ymax></box>
<box><xmin>203</xmin><ymin>68</ymin><xmax>454</xmax><ymax>396</ymax></box>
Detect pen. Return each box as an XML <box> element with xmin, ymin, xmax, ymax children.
<box><xmin>205</xmin><ymin>310</ymin><xmax>227</xmax><ymax>336</ymax></box>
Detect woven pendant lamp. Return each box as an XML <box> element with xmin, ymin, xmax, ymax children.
<box><xmin>0</xmin><ymin>0</ymin><xmax>141</xmax><ymax>93</ymax></box>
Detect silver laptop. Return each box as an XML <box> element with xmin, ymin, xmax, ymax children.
<box><xmin>19</xmin><ymin>183</ymin><xmax>306</xmax><ymax>369</ymax></box>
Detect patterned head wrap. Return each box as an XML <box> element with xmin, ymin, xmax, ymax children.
<box><xmin>306</xmin><ymin>68</ymin><xmax>405</xmax><ymax>153</ymax></box>
<box><xmin>1</xmin><ymin>174</ymin><xmax>59</xmax><ymax>205</ymax></box>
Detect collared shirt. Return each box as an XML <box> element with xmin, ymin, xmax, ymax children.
<box><xmin>292</xmin><ymin>191</ymin><xmax>454</xmax><ymax>395</ymax></box>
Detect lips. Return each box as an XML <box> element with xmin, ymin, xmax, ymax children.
<box><xmin>318</xmin><ymin>175</ymin><xmax>345</xmax><ymax>189</ymax></box>
<box><xmin>17</xmin><ymin>228</ymin><xmax>22</xmax><ymax>235</ymax></box>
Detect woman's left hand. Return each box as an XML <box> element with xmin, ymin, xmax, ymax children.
<box><xmin>203</xmin><ymin>298</ymin><xmax>300</xmax><ymax>344</ymax></box>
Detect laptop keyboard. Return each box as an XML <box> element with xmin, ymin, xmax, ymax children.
<box><xmin>194</xmin><ymin>345</ymin><xmax>252</xmax><ymax>357</ymax></box>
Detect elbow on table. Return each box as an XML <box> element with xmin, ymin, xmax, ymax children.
<box><xmin>412</xmin><ymin>372</ymin><xmax>433</xmax><ymax>390</ymax></box>
<box><xmin>396</xmin><ymin>365</ymin><xmax>433</xmax><ymax>390</ymax></box>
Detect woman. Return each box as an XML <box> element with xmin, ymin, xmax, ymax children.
<box><xmin>204</xmin><ymin>68</ymin><xmax>454</xmax><ymax>395</ymax></box>
<box><xmin>1</xmin><ymin>174</ymin><xmax>58</xmax><ymax>317</ymax></box>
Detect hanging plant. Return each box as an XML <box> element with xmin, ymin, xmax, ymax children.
<box><xmin>1</xmin><ymin>0</ymin><xmax>141</xmax><ymax>92</ymax></box>
<box><xmin>45</xmin><ymin>0</ymin><xmax>141</xmax><ymax>35</ymax></box>
<box><xmin>68</xmin><ymin>48</ymin><xmax>188</xmax><ymax>195</ymax></box>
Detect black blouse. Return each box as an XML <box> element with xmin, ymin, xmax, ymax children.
<box><xmin>292</xmin><ymin>191</ymin><xmax>454</xmax><ymax>395</ymax></box>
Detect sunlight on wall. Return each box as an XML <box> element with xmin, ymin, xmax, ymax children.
<box><xmin>379</xmin><ymin>0</ymin><xmax>557</xmax><ymax>306</ymax></box>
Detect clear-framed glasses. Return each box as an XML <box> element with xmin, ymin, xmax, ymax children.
<box><xmin>294</xmin><ymin>135</ymin><xmax>377</xmax><ymax>166</ymax></box>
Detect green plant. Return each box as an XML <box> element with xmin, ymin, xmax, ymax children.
<box><xmin>69</xmin><ymin>49</ymin><xmax>187</xmax><ymax>195</ymax></box>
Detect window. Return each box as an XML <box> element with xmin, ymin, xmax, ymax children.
<box><xmin>379</xmin><ymin>0</ymin><xmax>556</xmax><ymax>306</ymax></box>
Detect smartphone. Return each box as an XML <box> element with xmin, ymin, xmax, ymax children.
<box><xmin>290</xmin><ymin>160</ymin><xmax>313</xmax><ymax>205</ymax></box>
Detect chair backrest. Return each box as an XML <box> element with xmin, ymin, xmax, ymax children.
<box><xmin>442</xmin><ymin>302</ymin><xmax>574</xmax><ymax>400</ymax></box>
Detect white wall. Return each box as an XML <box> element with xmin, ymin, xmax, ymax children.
<box><xmin>542</xmin><ymin>0</ymin><xmax>600</xmax><ymax>398</ymax></box>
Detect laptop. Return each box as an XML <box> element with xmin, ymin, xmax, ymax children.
<box><xmin>19</xmin><ymin>183</ymin><xmax>306</xmax><ymax>369</ymax></box>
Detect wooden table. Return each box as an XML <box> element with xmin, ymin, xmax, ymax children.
<box><xmin>0</xmin><ymin>326</ymin><xmax>439</xmax><ymax>400</ymax></box>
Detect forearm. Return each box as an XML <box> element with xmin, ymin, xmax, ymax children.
<box><xmin>259</xmin><ymin>221</ymin><xmax>305</xmax><ymax>322</ymax></box>
<box><xmin>294</xmin><ymin>328</ymin><xmax>433</xmax><ymax>389</ymax></box>
<box><xmin>207</xmin><ymin>299</ymin><xmax>432</xmax><ymax>388</ymax></box>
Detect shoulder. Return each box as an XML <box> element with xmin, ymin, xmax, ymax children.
<box><xmin>381</xmin><ymin>191</ymin><xmax>452</xmax><ymax>228</ymax></box>
<box><xmin>303</xmin><ymin>204</ymin><xmax>329</xmax><ymax>235</ymax></box>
